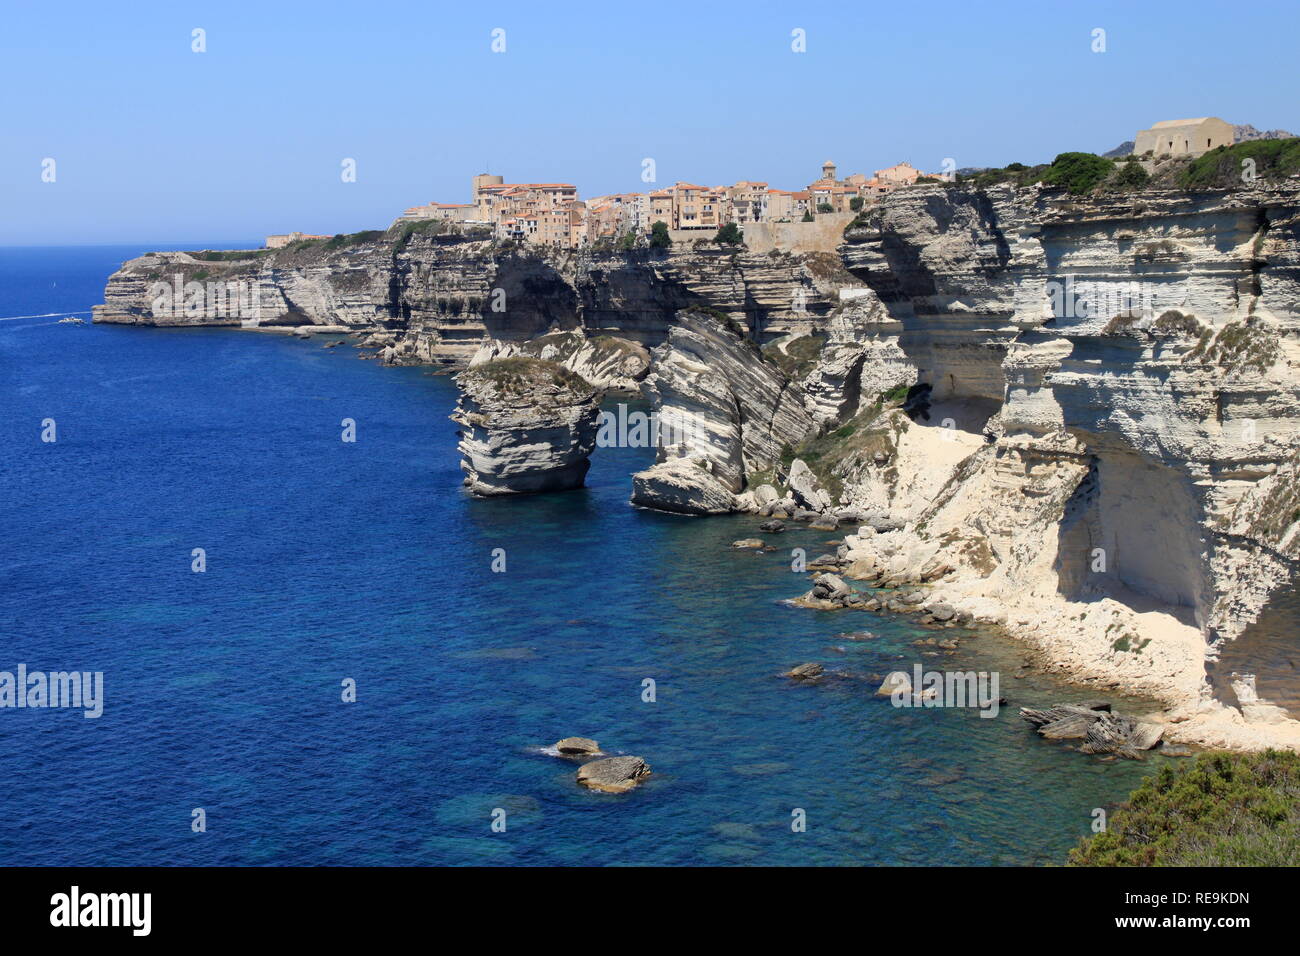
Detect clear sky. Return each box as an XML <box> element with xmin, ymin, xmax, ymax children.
<box><xmin>3</xmin><ymin>0</ymin><xmax>1297</xmax><ymax>245</ymax></box>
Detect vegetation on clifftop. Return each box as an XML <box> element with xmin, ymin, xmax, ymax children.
<box><xmin>459</xmin><ymin>356</ymin><xmax>591</xmax><ymax>396</ymax></box>
<box><xmin>186</xmin><ymin>249</ymin><xmax>269</xmax><ymax>262</ymax></box>
<box><xmin>714</xmin><ymin>222</ymin><xmax>744</xmax><ymax>246</ymax></box>
<box><xmin>761</xmin><ymin>334</ymin><xmax>826</xmax><ymax>380</ymax></box>
<box><xmin>1070</xmin><ymin>749</ymin><xmax>1300</xmax><ymax>866</ymax></box>
<box><xmin>649</xmin><ymin>221</ymin><xmax>672</xmax><ymax>249</ymax></box>
<box><xmin>1180</xmin><ymin>138</ymin><xmax>1300</xmax><ymax>189</ymax></box>
<box><xmin>956</xmin><ymin>153</ymin><xmax>1118</xmax><ymax>194</ymax></box>
<box><xmin>1038</xmin><ymin>152</ymin><xmax>1118</xmax><ymax>195</ymax></box>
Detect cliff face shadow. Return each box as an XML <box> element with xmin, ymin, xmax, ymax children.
<box><xmin>482</xmin><ymin>254</ymin><xmax>581</xmax><ymax>341</ymax></box>
<box><xmin>1054</xmin><ymin>434</ymin><xmax>1209</xmax><ymax>628</ymax></box>
<box><xmin>1209</xmin><ymin>579</ymin><xmax>1300</xmax><ymax>718</ymax></box>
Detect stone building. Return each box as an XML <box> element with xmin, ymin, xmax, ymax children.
<box><xmin>727</xmin><ymin>181</ymin><xmax>769</xmax><ymax>223</ymax></box>
<box><xmin>1133</xmin><ymin>117</ymin><xmax>1234</xmax><ymax>158</ymax></box>
<box><xmin>874</xmin><ymin>161</ymin><xmax>923</xmax><ymax>185</ymax></box>
<box><xmin>265</xmin><ymin>231</ymin><xmax>331</xmax><ymax>249</ymax></box>
<box><xmin>398</xmin><ymin>202</ymin><xmax>477</xmax><ymax>223</ymax></box>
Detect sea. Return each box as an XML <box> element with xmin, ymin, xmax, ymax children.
<box><xmin>0</xmin><ymin>243</ymin><xmax>1205</xmax><ymax>865</ymax></box>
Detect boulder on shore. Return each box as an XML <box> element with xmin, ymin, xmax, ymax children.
<box><xmin>576</xmin><ymin>756</ymin><xmax>651</xmax><ymax>793</ymax></box>
<box><xmin>787</xmin><ymin>459</ymin><xmax>833</xmax><ymax>512</ymax></box>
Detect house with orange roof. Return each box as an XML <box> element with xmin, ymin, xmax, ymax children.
<box><xmin>665</xmin><ymin>182</ymin><xmax>727</xmax><ymax>230</ymax></box>
<box><xmin>727</xmin><ymin>181</ymin><xmax>769</xmax><ymax>223</ymax></box>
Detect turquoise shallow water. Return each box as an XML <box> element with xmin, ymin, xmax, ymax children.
<box><xmin>0</xmin><ymin>246</ymin><xmax>1171</xmax><ymax>865</ymax></box>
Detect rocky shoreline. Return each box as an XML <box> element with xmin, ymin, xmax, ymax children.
<box><xmin>95</xmin><ymin>178</ymin><xmax>1300</xmax><ymax>753</ymax></box>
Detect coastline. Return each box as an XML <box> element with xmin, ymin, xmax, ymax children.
<box><xmin>86</xmin><ymin>175</ymin><xmax>1300</xmax><ymax>759</ymax></box>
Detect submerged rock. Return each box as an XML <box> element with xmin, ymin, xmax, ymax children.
<box><xmin>784</xmin><ymin>662</ymin><xmax>825</xmax><ymax>680</ymax></box>
<box><xmin>876</xmin><ymin>671</ymin><xmax>912</xmax><ymax>697</ymax></box>
<box><xmin>731</xmin><ymin>538</ymin><xmax>765</xmax><ymax>550</ymax></box>
<box><xmin>576</xmin><ymin>756</ymin><xmax>651</xmax><ymax>793</ymax></box>
<box><xmin>452</xmin><ymin>357</ymin><xmax>599</xmax><ymax>496</ymax></box>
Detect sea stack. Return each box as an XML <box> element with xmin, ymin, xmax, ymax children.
<box><xmin>452</xmin><ymin>356</ymin><xmax>600</xmax><ymax>496</ymax></box>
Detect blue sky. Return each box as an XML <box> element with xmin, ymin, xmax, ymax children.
<box><xmin>3</xmin><ymin>0</ymin><xmax>1297</xmax><ymax>245</ymax></box>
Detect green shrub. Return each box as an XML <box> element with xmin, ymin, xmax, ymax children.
<box><xmin>1070</xmin><ymin>749</ymin><xmax>1300</xmax><ymax>866</ymax></box>
<box><xmin>188</xmin><ymin>249</ymin><xmax>268</xmax><ymax>262</ymax></box>
<box><xmin>330</xmin><ymin>230</ymin><xmax>383</xmax><ymax>249</ymax></box>
<box><xmin>1040</xmin><ymin>152</ymin><xmax>1116</xmax><ymax>195</ymax></box>
<box><xmin>714</xmin><ymin>222</ymin><xmax>744</xmax><ymax>246</ymax></box>
<box><xmin>958</xmin><ymin>162</ymin><xmax>1047</xmax><ymax>190</ymax></box>
<box><xmin>649</xmin><ymin>221</ymin><xmax>672</xmax><ymax>249</ymax></box>
<box><xmin>882</xmin><ymin>383</ymin><xmax>911</xmax><ymax>403</ymax></box>
<box><xmin>393</xmin><ymin>218</ymin><xmax>453</xmax><ymax>251</ymax></box>
<box><xmin>1181</xmin><ymin>138</ymin><xmax>1300</xmax><ymax>189</ymax></box>
<box><xmin>1111</xmin><ymin>161</ymin><xmax>1150</xmax><ymax>190</ymax></box>
<box><xmin>761</xmin><ymin>334</ymin><xmax>825</xmax><ymax>379</ymax></box>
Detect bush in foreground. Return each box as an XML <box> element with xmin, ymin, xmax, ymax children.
<box><xmin>1069</xmin><ymin>749</ymin><xmax>1300</xmax><ymax>866</ymax></box>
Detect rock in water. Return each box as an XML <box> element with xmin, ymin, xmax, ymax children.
<box><xmin>554</xmin><ymin>737</ymin><xmax>600</xmax><ymax>755</ymax></box>
<box><xmin>811</xmin><ymin>573</ymin><xmax>851</xmax><ymax>601</ymax></box>
<box><xmin>451</xmin><ymin>357</ymin><xmax>600</xmax><ymax>496</ymax></box>
<box><xmin>925</xmin><ymin>603</ymin><xmax>956</xmax><ymax>622</ymax></box>
<box><xmin>1020</xmin><ymin>703</ymin><xmax>1163</xmax><ymax>758</ymax></box>
<box><xmin>576</xmin><ymin>756</ymin><xmax>651</xmax><ymax>794</ymax></box>
<box><xmin>630</xmin><ymin>458</ymin><xmax>738</xmax><ymax>515</ymax></box>
<box><xmin>876</xmin><ymin>671</ymin><xmax>912</xmax><ymax>697</ymax></box>
<box><xmin>731</xmin><ymin>538</ymin><xmax>765</xmax><ymax>549</ymax></box>
<box><xmin>785</xmin><ymin>662</ymin><xmax>825</xmax><ymax>680</ymax></box>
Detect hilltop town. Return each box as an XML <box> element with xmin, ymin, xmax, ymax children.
<box><xmin>269</xmin><ymin>159</ymin><xmax>945</xmax><ymax>251</ymax></box>
<box><xmin>265</xmin><ymin>115</ymin><xmax>1297</xmax><ymax>253</ymax></box>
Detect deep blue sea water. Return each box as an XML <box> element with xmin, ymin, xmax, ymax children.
<box><xmin>0</xmin><ymin>245</ymin><xmax>1172</xmax><ymax>866</ymax></box>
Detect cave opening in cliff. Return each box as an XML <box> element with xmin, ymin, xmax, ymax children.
<box><xmin>1055</xmin><ymin>439</ymin><xmax>1210</xmax><ymax>624</ymax></box>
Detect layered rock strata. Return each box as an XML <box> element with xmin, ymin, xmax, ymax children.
<box><xmin>629</xmin><ymin>309</ymin><xmax>816</xmax><ymax>514</ymax></box>
<box><xmin>813</xmin><ymin>181</ymin><xmax>1300</xmax><ymax>749</ymax></box>
<box><xmin>95</xmin><ymin>232</ymin><xmax>855</xmax><ymax>366</ymax></box>
<box><xmin>451</xmin><ymin>357</ymin><xmax>600</xmax><ymax>496</ymax></box>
